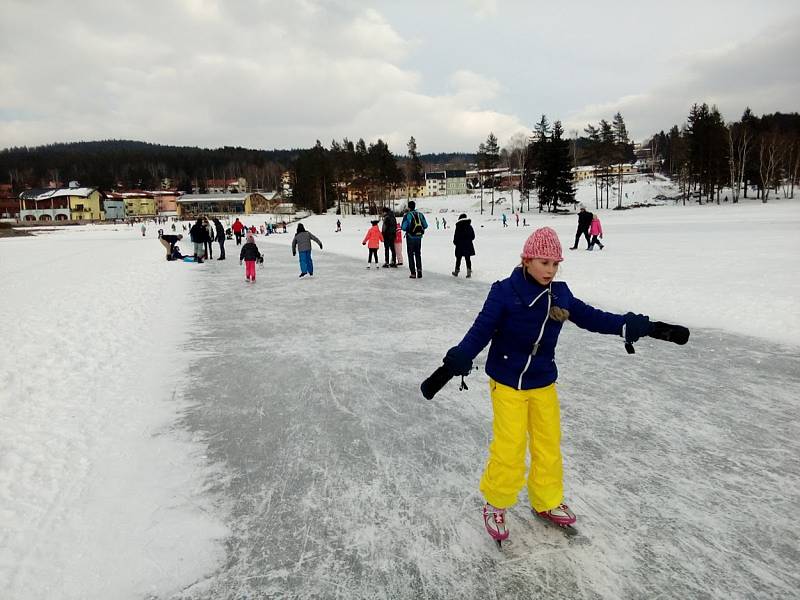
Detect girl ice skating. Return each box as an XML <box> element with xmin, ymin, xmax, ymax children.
<box><xmin>239</xmin><ymin>233</ymin><xmax>263</xmax><ymax>282</ymax></box>
<box><xmin>362</xmin><ymin>219</ymin><xmax>383</xmax><ymax>268</ymax></box>
<box><xmin>588</xmin><ymin>215</ymin><xmax>605</xmax><ymax>250</ymax></box>
<box><xmin>422</xmin><ymin>226</ymin><xmax>689</xmax><ymax>547</ymax></box>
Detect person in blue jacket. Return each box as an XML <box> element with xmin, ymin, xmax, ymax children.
<box><xmin>400</xmin><ymin>200</ymin><xmax>428</xmax><ymax>279</ymax></box>
<box><xmin>439</xmin><ymin>226</ymin><xmax>654</xmax><ymax>545</ymax></box>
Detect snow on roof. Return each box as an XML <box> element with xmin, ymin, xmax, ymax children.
<box><xmin>29</xmin><ymin>187</ymin><xmax>97</xmax><ymax>200</ymax></box>
<box><xmin>177</xmin><ymin>194</ymin><xmax>248</xmax><ymax>203</ymax></box>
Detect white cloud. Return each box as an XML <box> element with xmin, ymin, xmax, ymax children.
<box><xmin>564</xmin><ymin>16</ymin><xmax>800</xmax><ymax>140</ymax></box>
<box><xmin>466</xmin><ymin>0</ymin><xmax>498</xmax><ymax>18</ymax></box>
<box><xmin>0</xmin><ymin>0</ymin><xmax>524</xmax><ymax>151</ymax></box>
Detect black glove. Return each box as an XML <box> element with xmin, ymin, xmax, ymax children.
<box><xmin>421</xmin><ymin>366</ymin><xmax>454</xmax><ymax>400</ymax></box>
<box><xmin>650</xmin><ymin>321</ymin><xmax>690</xmax><ymax>345</ymax></box>
<box><xmin>623</xmin><ymin>312</ymin><xmax>652</xmax><ymax>344</ymax></box>
<box><xmin>443</xmin><ymin>346</ymin><xmax>472</xmax><ymax>376</ymax></box>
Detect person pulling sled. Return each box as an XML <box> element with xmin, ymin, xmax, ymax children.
<box><xmin>421</xmin><ymin>227</ymin><xmax>690</xmax><ymax>547</ymax></box>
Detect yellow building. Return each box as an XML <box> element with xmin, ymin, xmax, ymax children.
<box><xmin>68</xmin><ymin>189</ymin><xmax>105</xmax><ymax>220</ymax></box>
<box><xmin>123</xmin><ymin>194</ymin><xmax>158</xmax><ymax>217</ymax></box>
<box><xmin>389</xmin><ymin>184</ymin><xmax>426</xmax><ymax>200</ymax></box>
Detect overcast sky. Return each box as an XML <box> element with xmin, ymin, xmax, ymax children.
<box><xmin>1</xmin><ymin>0</ymin><xmax>798</xmax><ymax>153</ymax></box>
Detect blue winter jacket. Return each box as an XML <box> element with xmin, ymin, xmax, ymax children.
<box><xmin>456</xmin><ymin>267</ymin><xmax>626</xmax><ymax>390</ymax></box>
<box><xmin>401</xmin><ymin>210</ymin><xmax>428</xmax><ymax>239</ymax></box>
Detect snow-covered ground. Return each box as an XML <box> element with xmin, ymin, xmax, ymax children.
<box><xmin>1</xmin><ymin>181</ymin><xmax>799</xmax><ymax>599</ymax></box>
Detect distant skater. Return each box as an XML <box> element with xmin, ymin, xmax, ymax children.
<box><xmin>204</xmin><ymin>217</ymin><xmax>215</xmax><ymax>259</ymax></box>
<box><xmin>588</xmin><ymin>214</ymin><xmax>604</xmax><ymax>251</ymax></box>
<box><xmin>570</xmin><ymin>207</ymin><xmax>593</xmax><ymax>250</ymax></box>
<box><xmin>189</xmin><ymin>218</ymin><xmax>209</xmax><ymax>263</ymax></box>
<box><xmin>452</xmin><ymin>213</ymin><xmax>475</xmax><ymax>278</ymax></box>
<box><xmin>232</xmin><ymin>217</ymin><xmax>245</xmax><ymax>246</ymax></box>
<box><xmin>212</xmin><ymin>217</ymin><xmax>226</xmax><ymax>260</ymax></box>
<box><xmin>394</xmin><ymin>224</ymin><xmax>404</xmax><ymax>266</ymax></box>
<box><xmin>381</xmin><ymin>206</ymin><xmax>397</xmax><ymax>267</ymax></box>
<box><xmin>239</xmin><ymin>233</ymin><xmax>263</xmax><ymax>282</ymax></box>
<box><xmin>362</xmin><ymin>219</ymin><xmax>383</xmax><ymax>268</ymax></box>
<box><xmin>292</xmin><ymin>223</ymin><xmax>323</xmax><ymax>277</ymax></box>
<box><xmin>401</xmin><ymin>200</ymin><xmax>428</xmax><ymax>279</ymax></box>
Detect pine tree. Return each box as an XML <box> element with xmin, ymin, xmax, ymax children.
<box><xmin>406</xmin><ymin>136</ymin><xmax>423</xmax><ymax>198</ymax></box>
<box><xmin>551</xmin><ymin>121</ymin><xmax>576</xmax><ymax>209</ymax></box>
<box><xmin>484</xmin><ymin>132</ymin><xmax>500</xmax><ymax>214</ymax></box>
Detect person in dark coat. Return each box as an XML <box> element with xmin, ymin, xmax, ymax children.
<box><xmin>212</xmin><ymin>218</ymin><xmax>226</xmax><ymax>260</ymax></box>
<box><xmin>189</xmin><ymin>218</ymin><xmax>209</xmax><ymax>263</ymax></box>
<box><xmin>381</xmin><ymin>206</ymin><xmax>397</xmax><ymax>267</ymax></box>
<box><xmin>452</xmin><ymin>213</ymin><xmax>476</xmax><ymax>278</ymax></box>
<box><xmin>570</xmin><ymin>207</ymin><xmax>593</xmax><ymax>250</ymax></box>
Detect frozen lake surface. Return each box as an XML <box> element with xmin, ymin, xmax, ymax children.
<box><xmin>2</xmin><ymin>197</ymin><xmax>799</xmax><ymax>599</ymax></box>
<box><xmin>176</xmin><ymin>248</ymin><xmax>799</xmax><ymax>599</ymax></box>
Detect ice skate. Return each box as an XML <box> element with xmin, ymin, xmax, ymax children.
<box><xmin>483</xmin><ymin>503</ymin><xmax>509</xmax><ymax>548</ymax></box>
<box><xmin>452</xmin><ymin>269</ymin><xmax>459</xmax><ymax>277</ymax></box>
<box><xmin>466</xmin><ymin>269</ymin><xmax>472</xmax><ymax>278</ymax></box>
<box><xmin>534</xmin><ymin>503</ymin><xmax>578</xmax><ymax>535</ymax></box>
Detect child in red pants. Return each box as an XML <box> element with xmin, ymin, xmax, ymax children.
<box><xmin>239</xmin><ymin>233</ymin><xmax>263</xmax><ymax>282</ymax></box>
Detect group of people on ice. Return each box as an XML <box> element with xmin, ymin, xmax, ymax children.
<box><xmin>571</xmin><ymin>207</ymin><xmax>605</xmax><ymax>251</ymax></box>
<box><xmin>360</xmin><ymin>201</ymin><xmax>476</xmax><ymax>279</ymax></box>
<box><xmin>157</xmin><ymin>202</ymin><xmax>689</xmax><ymax>552</ymax></box>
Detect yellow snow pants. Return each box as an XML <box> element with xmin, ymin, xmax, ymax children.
<box><xmin>479</xmin><ymin>379</ymin><xmax>564</xmax><ymax>512</ymax></box>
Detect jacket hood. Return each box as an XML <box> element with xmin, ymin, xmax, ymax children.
<box><xmin>456</xmin><ymin>216</ymin><xmax>471</xmax><ymax>225</ymax></box>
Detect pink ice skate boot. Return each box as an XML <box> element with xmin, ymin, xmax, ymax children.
<box><xmin>535</xmin><ymin>503</ymin><xmax>576</xmax><ymax>527</ymax></box>
<box><xmin>483</xmin><ymin>503</ymin><xmax>509</xmax><ymax>547</ymax></box>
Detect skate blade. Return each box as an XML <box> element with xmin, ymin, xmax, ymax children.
<box><xmin>533</xmin><ymin>510</ymin><xmax>579</xmax><ymax>537</ymax></box>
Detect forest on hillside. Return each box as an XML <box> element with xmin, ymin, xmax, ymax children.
<box><xmin>2</xmin><ymin>106</ymin><xmax>798</xmax><ymax>213</ymax></box>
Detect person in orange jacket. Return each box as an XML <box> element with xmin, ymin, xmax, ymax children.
<box><xmin>362</xmin><ymin>219</ymin><xmax>384</xmax><ymax>269</ymax></box>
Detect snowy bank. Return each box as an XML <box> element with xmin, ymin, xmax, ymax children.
<box><xmin>0</xmin><ymin>226</ymin><xmax>228</xmax><ymax>599</ymax></box>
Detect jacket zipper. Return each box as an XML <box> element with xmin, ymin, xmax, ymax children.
<box><xmin>517</xmin><ymin>286</ymin><xmax>552</xmax><ymax>389</ymax></box>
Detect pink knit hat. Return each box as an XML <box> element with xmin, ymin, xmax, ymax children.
<box><xmin>520</xmin><ymin>227</ymin><xmax>563</xmax><ymax>262</ymax></box>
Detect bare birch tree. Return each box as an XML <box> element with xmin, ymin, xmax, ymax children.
<box><xmin>727</xmin><ymin>122</ymin><xmax>751</xmax><ymax>203</ymax></box>
<box><xmin>758</xmin><ymin>132</ymin><xmax>781</xmax><ymax>202</ymax></box>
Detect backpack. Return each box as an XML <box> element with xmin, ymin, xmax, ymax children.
<box><xmin>408</xmin><ymin>211</ymin><xmax>424</xmax><ymax>236</ymax></box>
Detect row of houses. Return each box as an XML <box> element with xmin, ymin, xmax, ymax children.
<box><xmin>9</xmin><ymin>186</ymin><xmax>294</xmax><ymax>222</ymax></box>
<box><xmin>427</xmin><ymin>163</ymin><xmax>648</xmax><ymax>192</ymax></box>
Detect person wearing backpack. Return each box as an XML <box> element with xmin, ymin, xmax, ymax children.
<box><xmin>400</xmin><ymin>200</ymin><xmax>428</xmax><ymax>279</ymax></box>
